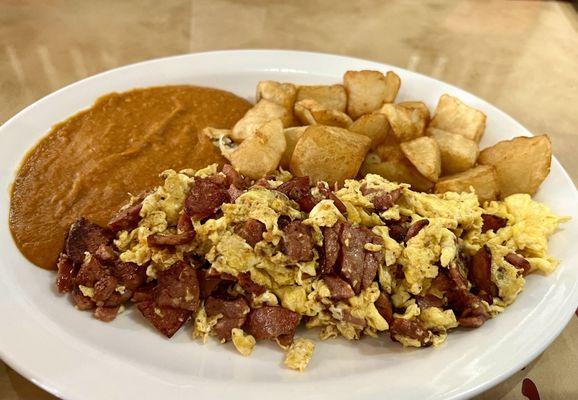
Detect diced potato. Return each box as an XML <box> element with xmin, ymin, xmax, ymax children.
<box><xmin>435</xmin><ymin>165</ymin><xmax>500</xmax><ymax>204</ymax></box>
<box><xmin>399</xmin><ymin>101</ymin><xmax>430</xmax><ymax>126</ymax></box>
<box><xmin>429</xmin><ymin>128</ymin><xmax>479</xmax><ymax>175</ymax></box>
<box><xmin>379</xmin><ymin>103</ymin><xmax>427</xmax><ymax>142</ymax></box>
<box><xmin>231</xmin><ymin>99</ymin><xmax>293</xmax><ymax>141</ymax></box>
<box><xmin>400</xmin><ymin>136</ymin><xmax>442</xmax><ymax>182</ymax></box>
<box><xmin>296</xmin><ymin>85</ymin><xmax>347</xmax><ymax>112</ymax></box>
<box><xmin>294</xmin><ymin>99</ymin><xmax>353</xmax><ymax>128</ymax></box>
<box><xmin>280</xmin><ymin>126</ymin><xmax>307</xmax><ymax>169</ymax></box>
<box><xmin>429</xmin><ymin>94</ymin><xmax>486</xmax><ymax>142</ymax></box>
<box><xmin>256</xmin><ymin>80</ymin><xmax>297</xmax><ymax>110</ymax></box>
<box><xmin>478</xmin><ymin>135</ymin><xmax>551</xmax><ymax>197</ymax></box>
<box><xmin>290</xmin><ymin>125</ymin><xmax>371</xmax><ymax>184</ymax></box>
<box><xmin>348</xmin><ymin>112</ymin><xmax>393</xmax><ymax>149</ymax></box>
<box><xmin>230</xmin><ymin>119</ymin><xmax>286</xmax><ymax>179</ymax></box>
<box><xmin>361</xmin><ymin>145</ymin><xmax>434</xmax><ymax>192</ymax></box>
<box><xmin>344</xmin><ymin>70</ymin><xmax>401</xmax><ymax>119</ymax></box>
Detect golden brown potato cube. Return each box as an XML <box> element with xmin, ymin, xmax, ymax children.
<box><xmin>256</xmin><ymin>81</ymin><xmax>297</xmax><ymax>110</ymax></box>
<box><xmin>478</xmin><ymin>135</ymin><xmax>551</xmax><ymax>197</ymax></box>
<box><xmin>231</xmin><ymin>99</ymin><xmax>293</xmax><ymax>141</ymax></box>
<box><xmin>429</xmin><ymin>94</ymin><xmax>486</xmax><ymax>142</ymax></box>
<box><xmin>360</xmin><ymin>148</ymin><xmax>434</xmax><ymax>192</ymax></box>
<box><xmin>280</xmin><ymin>126</ymin><xmax>308</xmax><ymax>169</ymax></box>
<box><xmin>435</xmin><ymin>165</ymin><xmax>500</xmax><ymax>204</ymax></box>
<box><xmin>296</xmin><ymin>85</ymin><xmax>347</xmax><ymax>112</ymax></box>
<box><xmin>290</xmin><ymin>125</ymin><xmax>371</xmax><ymax>184</ymax></box>
<box><xmin>348</xmin><ymin>112</ymin><xmax>393</xmax><ymax>149</ymax></box>
<box><xmin>230</xmin><ymin>119</ymin><xmax>286</xmax><ymax>179</ymax></box>
<box><xmin>399</xmin><ymin>101</ymin><xmax>430</xmax><ymax>126</ymax></box>
<box><xmin>429</xmin><ymin>128</ymin><xmax>479</xmax><ymax>175</ymax></box>
<box><xmin>294</xmin><ymin>99</ymin><xmax>353</xmax><ymax>128</ymax></box>
<box><xmin>400</xmin><ymin>136</ymin><xmax>441</xmax><ymax>182</ymax></box>
<box><xmin>379</xmin><ymin>103</ymin><xmax>426</xmax><ymax>142</ymax></box>
<box><xmin>344</xmin><ymin>70</ymin><xmax>401</xmax><ymax>119</ymax></box>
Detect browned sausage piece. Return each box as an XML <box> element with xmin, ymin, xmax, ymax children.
<box><xmin>75</xmin><ymin>255</ymin><xmax>107</xmax><ymax>287</ymax></box>
<box><xmin>469</xmin><ymin>245</ymin><xmax>498</xmax><ymax>301</ymax></box>
<box><xmin>111</xmin><ymin>261</ymin><xmax>147</xmax><ymax>291</ymax></box>
<box><xmin>147</xmin><ymin>231</ymin><xmax>196</xmax><ymax>247</ymax></box>
<box><xmin>362</xmin><ymin>187</ymin><xmax>403</xmax><ymax>212</ymax></box>
<box><xmin>177</xmin><ymin>212</ymin><xmax>194</xmax><ymax>233</ymax></box>
<box><xmin>416</xmin><ymin>295</ymin><xmax>445</xmax><ymax>309</ymax></box>
<box><xmin>93</xmin><ymin>306</ymin><xmax>120</xmax><ymax>322</ymax></box>
<box><xmin>390</xmin><ymin>318</ymin><xmax>430</xmax><ymax>344</ymax></box>
<box><xmin>375</xmin><ymin>292</ymin><xmax>394</xmax><ymax>324</ymax></box>
<box><xmin>404</xmin><ymin>219</ymin><xmax>429</xmax><ymax>242</ymax></box>
<box><xmin>154</xmin><ymin>261</ymin><xmax>200</xmax><ymax>312</ymax></box>
<box><xmin>481</xmin><ymin>214</ymin><xmax>508</xmax><ymax>233</ymax></box>
<box><xmin>282</xmin><ymin>221</ymin><xmax>314</xmax><ymax>262</ymax></box>
<box><xmin>205</xmin><ymin>296</ymin><xmax>250</xmax><ymax>319</ymax></box>
<box><xmin>245</xmin><ymin>306</ymin><xmax>300</xmax><ymax>341</ymax></box>
<box><xmin>236</xmin><ymin>219</ymin><xmax>266</xmax><ymax>247</ymax></box>
<box><xmin>56</xmin><ymin>253</ymin><xmax>75</xmax><ymax>293</ymax></box>
<box><xmin>323</xmin><ymin>275</ymin><xmax>355</xmax><ymax>300</ymax></box>
<box><xmin>184</xmin><ymin>178</ymin><xmax>230</xmax><ymax>220</ymax></box>
<box><xmin>237</xmin><ymin>272</ymin><xmax>266</xmax><ymax>295</ymax></box>
<box><xmin>65</xmin><ymin>218</ymin><xmax>114</xmax><ymax>265</ymax></box>
<box><xmin>505</xmin><ymin>252</ymin><xmax>532</xmax><ymax>276</ymax></box>
<box><xmin>71</xmin><ymin>288</ymin><xmax>95</xmax><ymax>311</ymax></box>
<box><xmin>108</xmin><ymin>197</ymin><xmax>144</xmax><ymax>232</ymax></box>
<box><xmin>94</xmin><ymin>244</ymin><xmax>118</xmax><ymax>264</ymax></box>
<box><xmin>136</xmin><ymin>301</ymin><xmax>192</xmax><ymax>338</ymax></box>
<box><xmin>321</xmin><ymin>221</ymin><xmax>343</xmax><ymax>275</ymax></box>
<box><xmin>93</xmin><ymin>274</ymin><xmax>118</xmax><ymax>303</ymax></box>
<box><xmin>447</xmin><ymin>289</ymin><xmax>489</xmax><ymax>328</ymax></box>
<box><xmin>212</xmin><ymin>317</ymin><xmax>247</xmax><ymax>342</ymax></box>
<box><xmin>222</xmin><ymin>164</ymin><xmax>249</xmax><ymax>189</ymax></box>
<box><xmin>340</xmin><ymin>224</ymin><xmax>381</xmax><ymax>293</ymax></box>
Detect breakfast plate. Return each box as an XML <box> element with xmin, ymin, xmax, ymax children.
<box><xmin>0</xmin><ymin>50</ymin><xmax>577</xmax><ymax>400</ymax></box>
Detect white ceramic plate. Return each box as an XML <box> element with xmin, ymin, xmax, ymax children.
<box><xmin>0</xmin><ymin>50</ymin><xmax>577</xmax><ymax>400</ymax></box>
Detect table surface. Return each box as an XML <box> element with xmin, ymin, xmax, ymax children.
<box><xmin>1</xmin><ymin>0</ymin><xmax>577</xmax><ymax>398</ymax></box>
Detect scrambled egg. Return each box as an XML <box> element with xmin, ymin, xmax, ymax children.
<box><xmin>284</xmin><ymin>338</ymin><xmax>315</xmax><ymax>372</ymax></box>
<box><xmin>115</xmin><ymin>166</ymin><xmax>566</xmax><ymax>370</ymax></box>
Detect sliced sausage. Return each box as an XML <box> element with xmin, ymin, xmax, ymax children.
<box><xmin>155</xmin><ymin>261</ymin><xmax>200</xmax><ymax>311</ymax></box>
<box><xmin>245</xmin><ymin>306</ymin><xmax>300</xmax><ymax>341</ymax></box>
<box><xmin>205</xmin><ymin>296</ymin><xmax>250</xmax><ymax>319</ymax></box>
<box><xmin>236</xmin><ymin>219</ymin><xmax>266</xmax><ymax>247</ymax></box>
<box><xmin>282</xmin><ymin>221</ymin><xmax>314</xmax><ymax>262</ymax></box>
<box><xmin>404</xmin><ymin>219</ymin><xmax>429</xmax><ymax>242</ymax></box>
<box><xmin>56</xmin><ymin>253</ymin><xmax>75</xmax><ymax>293</ymax></box>
<box><xmin>147</xmin><ymin>231</ymin><xmax>196</xmax><ymax>247</ymax></box>
<box><xmin>65</xmin><ymin>218</ymin><xmax>114</xmax><ymax>265</ymax></box>
<box><xmin>505</xmin><ymin>252</ymin><xmax>531</xmax><ymax>276</ymax></box>
<box><xmin>136</xmin><ymin>301</ymin><xmax>192</xmax><ymax>338</ymax></box>
<box><xmin>108</xmin><ymin>196</ymin><xmax>144</xmax><ymax>232</ymax></box>
<box><xmin>321</xmin><ymin>221</ymin><xmax>343</xmax><ymax>275</ymax></box>
<box><xmin>323</xmin><ymin>275</ymin><xmax>355</xmax><ymax>300</ymax></box>
<box><xmin>481</xmin><ymin>214</ymin><xmax>507</xmax><ymax>233</ymax></box>
<box><xmin>93</xmin><ymin>306</ymin><xmax>120</xmax><ymax>322</ymax></box>
<box><xmin>110</xmin><ymin>261</ymin><xmax>147</xmax><ymax>291</ymax></box>
<box><xmin>375</xmin><ymin>292</ymin><xmax>394</xmax><ymax>324</ymax></box>
<box><xmin>469</xmin><ymin>245</ymin><xmax>498</xmax><ymax>302</ymax></box>
<box><xmin>184</xmin><ymin>178</ymin><xmax>229</xmax><ymax>220</ymax></box>
<box><xmin>390</xmin><ymin>318</ymin><xmax>430</xmax><ymax>344</ymax></box>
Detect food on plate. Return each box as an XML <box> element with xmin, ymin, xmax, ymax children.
<box><xmin>231</xmin><ymin>99</ymin><xmax>293</xmax><ymax>141</ymax></box>
<box><xmin>379</xmin><ymin>102</ymin><xmax>427</xmax><ymax>142</ymax></box>
<box><xmin>290</xmin><ymin>125</ymin><xmax>371</xmax><ymax>185</ymax></box>
<box><xmin>296</xmin><ymin>84</ymin><xmax>347</xmax><ymax>112</ymax></box>
<box><xmin>478</xmin><ymin>135</ymin><xmax>552</xmax><ymax>197</ymax></box>
<box><xmin>9</xmin><ymin>86</ymin><xmax>250</xmax><ymax>269</ymax></box>
<box><xmin>280</xmin><ymin>127</ymin><xmax>307</xmax><ymax>168</ymax></box>
<box><xmin>429</xmin><ymin>128</ymin><xmax>479</xmax><ymax>175</ymax></box>
<box><xmin>398</xmin><ymin>101</ymin><xmax>431</xmax><ymax>125</ymax></box>
<box><xmin>348</xmin><ymin>112</ymin><xmax>392</xmax><ymax>149</ymax></box>
<box><xmin>360</xmin><ymin>151</ymin><xmax>435</xmax><ymax>193</ymax></box>
<box><xmin>294</xmin><ymin>99</ymin><xmax>353</xmax><ymax>128</ymax></box>
<box><xmin>229</xmin><ymin>119</ymin><xmax>287</xmax><ymax>179</ymax></box>
<box><xmin>344</xmin><ymin>70</ymin><xmax>401</xmax><ymax>118</ymax></box>
<box><xmin>428</xmin><ymin>94</ymin><xmax>486</xmax><ymax>142</ymax></box>
<box><xmin>256</xmin><ymin>80</ymin><xmax>297</xmax><ymax>110</ymax></box>
<box><xmin>53</xmin><ymin>164</ymin><xmax>566</xmax><ymax>371</ymax></box>
<box><xmin>400</xmin><ymin>136</ymin><xmax>442</xmax><ymax>182</ymax></box>
<box><xmin>435</xmin><ymin>165</ymin><xmax>500</xmax><ymax>204</ymax></box>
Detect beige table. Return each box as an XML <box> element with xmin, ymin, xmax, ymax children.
<box><xmin>1</xmin><ymin>0</ymin><xmax>577</xmax><ymax>398</ymax></box>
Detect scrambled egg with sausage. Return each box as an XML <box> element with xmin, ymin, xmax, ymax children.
<box><xmin>115</xmin><ymin>164</ymin><xmax>566</xmax><ymax>371</ymax></box>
